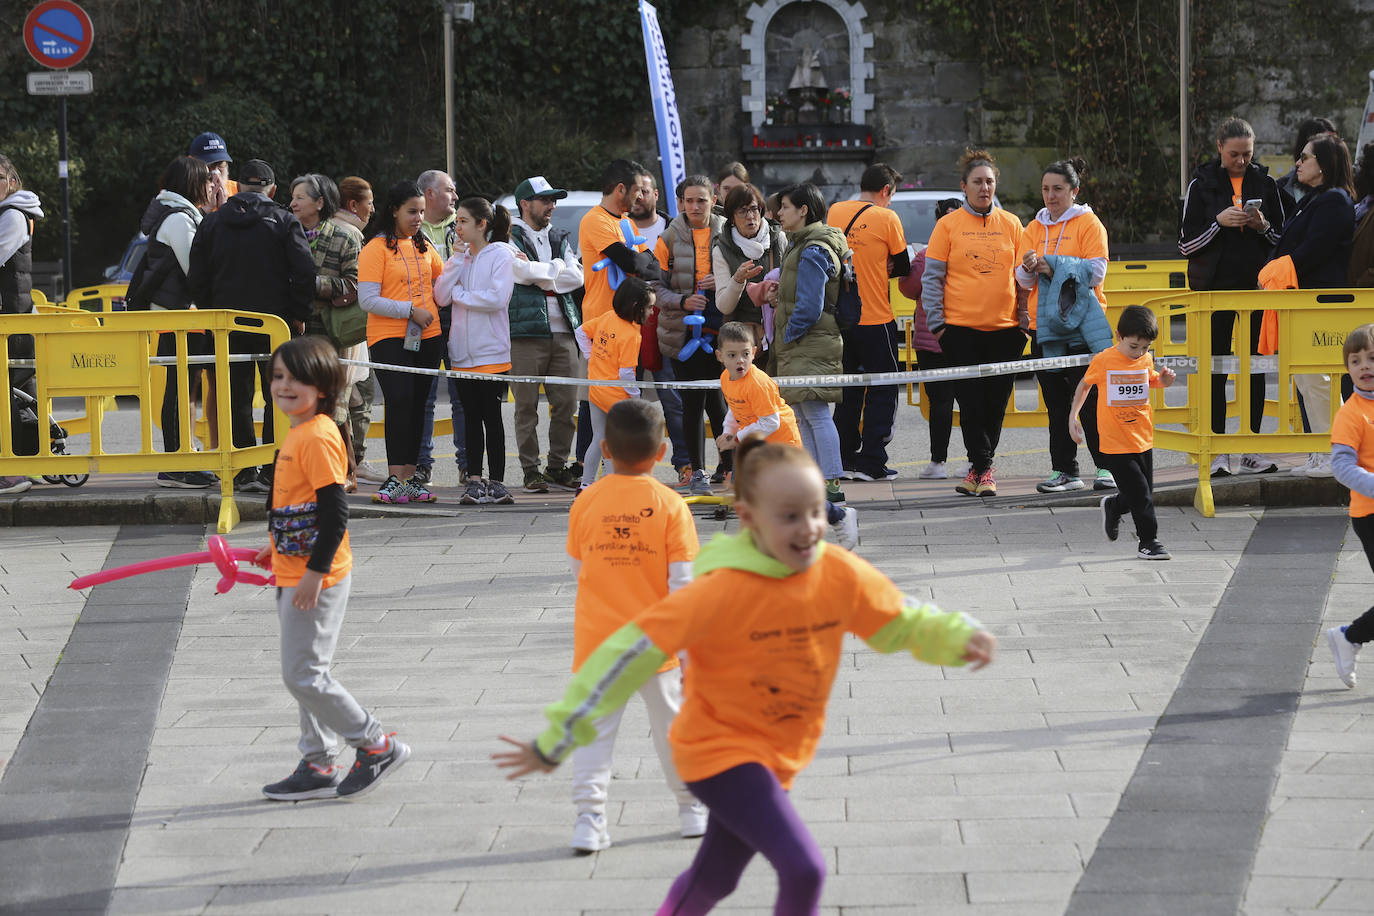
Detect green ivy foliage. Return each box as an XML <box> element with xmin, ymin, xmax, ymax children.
<box><xmin>0</xmin><ymin>130</ymin><xmax>86</xmax><ymax>258</ymax></box>
<box><xmin>0</xmin><ymin>0</ymin><xmax>675</xmax><ymax>279</ymax></box>
<box><xmin>910</xmin><ymin>0</ymin><xmax>1183</xmax><ymax>241</ymax></box>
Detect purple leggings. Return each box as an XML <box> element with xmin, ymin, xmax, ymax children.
<box><xmin>656</xmin><ymin>762</ymin><xmax>825</xmax><ymax>916</ymax></box>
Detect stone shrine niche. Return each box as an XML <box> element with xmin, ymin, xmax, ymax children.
<box><xmin>741</xmin><ymin>0</ymin><xmax>874</xmax><ymax>130</ymax></box>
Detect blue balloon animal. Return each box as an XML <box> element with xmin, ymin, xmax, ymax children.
<box><xmin>590</xmin><ymin>218</ymin><xmax>649</xmax><ymax>291</ymax></box>
<box><xmin>678</xmin><ymin>313</ymin><xmax>712</xmax><ymax>359</ymax></box>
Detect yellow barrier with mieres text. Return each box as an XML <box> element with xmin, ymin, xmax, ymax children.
<box><xmin>0</xmin><ymin>309</ymin><xmax>291</xmax><ymax>533</ymax></box>
<box><xmin>1103</xmin><ymin>259</ymin><xmax>1189</xmax><ymax>292</ymax></box>
<box><xmin>1149</xmin><ymin>288</ymin><xmax>1365</xmax><ymax>517</ymax></box>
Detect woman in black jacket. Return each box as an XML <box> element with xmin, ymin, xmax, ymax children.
<box><xmin>1179</xmin><ymin>117</ymin><xmax>1287</xmax><ymax>477</ymax></box>
<box><xmin>1272</xmin><ymin>131</ymin><xmax>1356</xmax><ymax>477</ymax></box>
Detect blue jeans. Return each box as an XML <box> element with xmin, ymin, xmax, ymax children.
<box><xmin>795</xmin><ymin>399</ymin><xmax>842</xmax><ymax>480</ymax></box>
<box><xmin>650</xmin><ymin>359</ymin><xmax>692</xmax><ymax>471</ymax></box>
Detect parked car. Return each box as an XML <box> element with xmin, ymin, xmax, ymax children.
<box><xmin>104</xmin><ymin>232</ymin><xmax>147</xmax><ymax>283</ymax></box>
<box><xmin>493</xmin><ymin>190</ymin><xmax>601</xmax><ymax>250</ymax></box>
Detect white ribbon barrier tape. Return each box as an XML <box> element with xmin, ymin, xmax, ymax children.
<box><xmin>4</xmin><ymin>353</ymin><xmax>1282</xmax><ymax>388</ymax></box>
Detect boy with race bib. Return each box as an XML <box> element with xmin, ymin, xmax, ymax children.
<box><xmin>1069</xmin><ymin>305</ymin><xmax>1178</xmax><ymax>560</ymax></box>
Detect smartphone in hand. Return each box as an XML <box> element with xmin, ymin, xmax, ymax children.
<box><xmin>1243</xmin><ymin>199</ymin><xmax>1263</xmax><ymax>213</ymax></box>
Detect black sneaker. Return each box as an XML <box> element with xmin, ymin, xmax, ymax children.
<box><xmin>262</xmin><ymin>759</ymin><xmax>341</xmax><ymax>801</ymax></box>
<box><xmin>157</xmin><ymin>471</ymin><xmax>213</xmax><ymax>489</ymax></box>
<box><xmin>544</xmin><ymin>466</ymin><xmax>579</xmax><ymax>491</ymax></box>
<box><xmin>523</xmin><ymin>470</ymin><xmax>550</xmax><ymax>493</ymax></box>
<box><xmin>1100</xmin><ymin>494</ymin><xmax>1120</xmax><ymax>542</ymax></box>
<box><xmin>1138</xmin><ymin>540</ymin><xmax>1171</xmax><ymax>560</ymax></box>
<box><xmin>234</xmin><ymin>468</ymin><xmax>269</xmax><ymax>494</ymax></box>
<box><xmin>710</xmin><ymin>466</ymin><xmax>728</xmax><ymax>485</ymax></box>
<box><xmin>336</xmin><ymin>734</ymin><xmax>410</xmax><ymax>799</ymax></box>
<box><xmin>412</xmin><ymin>464</ymin><xmax>432</xmax><ymax>485</ymax></box>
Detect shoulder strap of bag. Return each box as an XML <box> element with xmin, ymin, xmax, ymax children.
<box><xmin>843</xmin><ymin>203</ymin><xmax>874</xmax><ymax>238</ymax></box>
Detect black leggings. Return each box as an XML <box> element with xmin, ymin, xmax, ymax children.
<box><xmin>371</xmin><ymin>335</ymin><xmax>444</xmax><ymax>468</ymax></box>
<box><xmin>1343</xmin><ymin>515</ymin><xmax>1374</xmax><ymax>643</ymax></box>
<box><xmin>671</xmin><ymin>347</ymin><xmax>731</xmax><ymax>474</ymax></box>
<box><xmin>456</xmin><ymin>374</ymin><xmax>508</xmax><ymax>481</ymax></box>
<box><xmin>916</xmin><ymin>349</ymin><xmax>956</xmax><ymax>464</ymax></box>
<box><xmin>1099</xmin><ymin>449</ymin><xmax>1157</xmax><ymax>546</ymax></box>
<box><xmin>938</xmin><ymin>325</ymin><xmax>1028</xmax><ymax>473</ymax></box>
<box><xmin>158</xmin><ymin>330</ymin><xmax>214</xmax><ymax>453</ymax></box>
<box><xmin>1210</xmin><ymin>310</ymin><xmax>1266</xmax><ymax>435</ymax></box>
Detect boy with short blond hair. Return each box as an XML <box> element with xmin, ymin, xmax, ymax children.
<box><xmin>1070</xmin><ymin>305</ymin><xmax>1178</xmax><ymax>560</ymax></box>
<box><xmin>564</xmin><ymin>398</ymin><xmax>706</xmax><ymax>852</ymax></box>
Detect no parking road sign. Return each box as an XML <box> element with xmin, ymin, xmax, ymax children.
<box><xmin>24</xmin><ymin>0</ymin><xmax>94</xmax><ymax>70</ymax></box>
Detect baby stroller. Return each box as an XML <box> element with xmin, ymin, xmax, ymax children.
<box><xmin>11</xmin><ymin>386</ymin><xmax>88</xmax><ymax>487</ymax></box>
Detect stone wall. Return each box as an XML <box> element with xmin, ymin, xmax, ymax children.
<box><xmin>650</xmin><ymin>0</ymin><xmax>1374</xmax><ymax>239</ymax></box>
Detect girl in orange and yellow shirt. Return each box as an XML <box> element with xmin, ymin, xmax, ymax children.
<box><xmin>495</xmin><ymin>439</ymin><xmax>995</xmax><ymax>914</ymax></box>
<box><xmin>575</xmin><ymin>277</ymin><xmax>652</xmax><ymax>488</ymax></box>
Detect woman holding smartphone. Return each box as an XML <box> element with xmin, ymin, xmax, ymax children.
<box><xmin>1179</xmin><ymin>117</ymin><xmax>1287</xmax><ymax>477</ymax></box>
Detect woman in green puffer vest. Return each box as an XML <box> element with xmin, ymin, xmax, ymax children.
<box><xmin>769</xmin><ymin>183</ymin><xmax>850</xmax><ymax>507</ymax></box>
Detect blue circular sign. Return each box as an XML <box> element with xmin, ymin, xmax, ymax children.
<box><xmin>24</xmin><ymin>1</ymin><xmax>94</xmax><ymax>70</ymax></box>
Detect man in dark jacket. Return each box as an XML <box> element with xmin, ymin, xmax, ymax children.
<box><xmin>189</xmin><ymin>159</ymin><xmax>314</xmax><ymax>492</ymax></box>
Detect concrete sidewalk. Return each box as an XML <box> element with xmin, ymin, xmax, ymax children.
<box><xmin>0</xmin><ymin>497</ymin><xmax>1367</xmax><ymax>914</ymax></box>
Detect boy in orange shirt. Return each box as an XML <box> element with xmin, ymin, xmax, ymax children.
<box><xmin>714</xmin><ymin>321</ymin><xmax>858</xmax><ymax>549</ymax></box>
<box><xmin>1070</xmin><ymin>305</ymin><xmax>1178</xmax><ymax>560</ymax></box>
<box><xmin>1325</xmin><ymin>324</ymin><xmax>1374</xmax><ymax>687</ymax></box>
<box><xmin>562</xmin><ymin>397</ymin><xmax>707</xmax><ymax>852</ymax></box>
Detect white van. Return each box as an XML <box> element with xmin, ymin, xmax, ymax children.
<box><xmin>493</xmin><ymin>190</ymin><xmax>602</xmax><ymax>250</ymax></box>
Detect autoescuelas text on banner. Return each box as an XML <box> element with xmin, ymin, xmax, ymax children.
<box><xmin>638</xmin><ymin>0</ymin><xmax>685</xmax><ymax>219</ymax></box>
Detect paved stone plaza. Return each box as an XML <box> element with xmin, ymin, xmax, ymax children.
<box><xmin>0</xmin><ymin>488</ymin><xmax>1368</xmax><ymax>915</ymax></box>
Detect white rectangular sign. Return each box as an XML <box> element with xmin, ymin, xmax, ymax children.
<box><xmin>27</xmin><ymin>71</ymin><xmax>93</xmax><ymax>96</ymax></box>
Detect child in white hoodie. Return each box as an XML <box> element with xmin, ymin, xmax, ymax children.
<box><xmin>435</xmin><ymin>197</ymin><xmax>517</xmax><ymax>505</ymax></box>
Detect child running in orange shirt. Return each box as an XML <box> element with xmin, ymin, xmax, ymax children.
<box><xmin>576</xmin><ymin>277</ymin><xmax>652</xmax><ymax>490</ymax></box>
<box><xmin>562</xmin><ymin>397</ymin><xmax>707</xmax><ymax>851</ymax></box>
<box><xmin>1325</xmin><ymin>324</ymin><xmax>1374</xmax><ymax>687</ymax></box>
<box><xmin>494</xmin><ymin>438</ymin><xmax>995</xmax><ymax>913</ymax></box>
<box><xmin>714</xmin><ymin>321</ymin><xmax>859</xmax><ymax>550</ymax></box>
<box><xmin>255</xmin><ymin>337</ymin><xmax>409</xmax><ymax>801</ymax></box>
<box><xmin>1069</xmin><ymin>305</ymin><xmax>1178</xmax><ymax>560</ymax></box>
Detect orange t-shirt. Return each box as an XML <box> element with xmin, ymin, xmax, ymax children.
<box><xmin>720</xmin><ymin>365</ymin><xmax>802</xmax><ymax>448</ymax></box>
<box><xmin>1230</xmin><ymin>175</ymin><xmax>1244</xmax><ymax>208</ymax></box>
<box><xmin>826</xmin><ymin>200</ymin><xmax>906</xmax><ymax>325</ymax></box>
<box><xmin>269</xmin><ymin>413</ymin><xmax>352</xmax><ymax>589</ymax></box>
<box><xmin>634</xmin><ymin>544</ymin><xmax>907</xmax><ymax>788</ymax></box>
<box><xmin>582</xmin><ymin>310</ymin><xmax>641</xmax><ymax>412</ymax></box>
<box><xmin>566</xmin><ymin>474</ymin><xmax>698</xmax><ymax>670</ymax></box>
<box><xmin>1018</xmin><ymin>211</ymin><xmax>1109</xmax><ymax>327</ymax></box>
<box><xmin>654</xmin><ymin>225</ymin><xmax>712</xmax><ymax>289</ymax></box>
<box><xmin>1330</xmin><ymin>394</ymin><xmax>1374</xmax><ymax>517</ymax></box>
<box><xmin>357</xmin><ymin>236</ymin><xmax>446</xmax><ymax>347</ymax></box>
<box><xmin>925</xmin><ymin>206</ymin><xmax>1023</xmax><ymax>331</ymax></box>
<box><xmin>580</xmin><ymin>206</ymin><xmax>644</xmax><ymax>322</ymax></box>
<box><xmin>1083</xmin><ymin>346</ymin><xmax>1161</xmax><ymax>454</ymax></box>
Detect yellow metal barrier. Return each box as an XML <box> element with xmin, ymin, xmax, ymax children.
<box><xmin>1150</xmin><ymin>288</ymin><xmax>1366</xmax><ymax>516</ymax></box>
<box><xmin>63</xmin><ymin>283</ymin><xmax>129</xmax><ymax>313</ymax></box>
<box><xmin>1103</xmin><ymin>259</ymin><xmax>1189</xmax><ymax>291</ymax></box>
<box><xmin>0</xmin><ymin>309</ymin><xmax>290</xmax><ymax>533</ymax></box>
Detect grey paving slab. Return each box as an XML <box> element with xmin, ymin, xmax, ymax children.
<box><xmin>11</xmin><ymin>496</ymin><xmax>1355</xmax><ymax>914</ymax></box>
<box><xmin>0</xmin><ymin>525</ymin><xmax>198</xmax><ymax>914</ymax></box>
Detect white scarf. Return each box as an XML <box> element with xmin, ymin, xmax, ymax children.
<box><xmin>732</xmin><ymin>221</ymin><xmax>771</xmax><ymax>260</ymax></box>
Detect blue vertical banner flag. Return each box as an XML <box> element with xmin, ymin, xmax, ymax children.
<box><xmin>639</xmin><ymin>0</ymin><xmax>685</xmax><ymax>219</ymax></box>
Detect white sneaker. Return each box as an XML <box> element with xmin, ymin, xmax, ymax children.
<box><xmin>830</xmin><ymin>506</ymin><xmax>859</xmax><ymax>550</ymax></box>
<box><xmin>355</xmin><ymin>460</ymin><xmax>388</xmax><ymax>484</ymax></box>
<box><xmin>1209</xmin><ymin>454</ymin><xmax>1232</xmax><ymax>477</ymax></box>
<box><xmin>918</xmin><ymin>461</ymin><xmax>948</xmax><ymax>480</ymax></box>
<box><xmin>571</xmin><ymin>812</ymin><xmax>611</xmax><ymax>853</ymax></box>
<box><xmin>1289</xmin><ymin>454</ymin><xmax>1317</xmax><ymax>476</ymax></box>
<box><xmin>679</xmin><ymin>802</ymin><xmax>708</xmax><ymax>838</ymax></box>
<box><xmin>1328</xmin><ymin>626</ymin><xmax>1359</xmax><ymax>688</ymax></box>
<box><xmin>1305</xmin><ymin>453</ymin><xmax>1334</xmax><ymax>478</ymax></box>
<box><xmin>1235</xmin><ymin>453</ymin><xmax>1278</xmax><ymax>475</ymax></box>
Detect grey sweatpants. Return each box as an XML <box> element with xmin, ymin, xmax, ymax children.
<box><xmin>276</xmin><ymin>574</ymin><xmax>381</xmax><ymax>764</ymax></box>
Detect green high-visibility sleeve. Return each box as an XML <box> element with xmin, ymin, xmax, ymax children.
<box><xmin>534</xmin><ymin>622</ymin><xmax>670</xmax><ymax>765</ymax></box>
<box><xmin>863</xmin><ymin>599</ymin><xmax>980</xmax><ymax>667</ymax></box>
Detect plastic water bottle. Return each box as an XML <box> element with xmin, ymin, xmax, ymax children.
<box><xmin>403</xmin><ymin>318</ymin><xmax>422</xmax><ymax>352</ymax></box>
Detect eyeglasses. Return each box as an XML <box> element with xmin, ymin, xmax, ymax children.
<box><xmin>736</xmin><ymin>206</ymin><xmax>762</xmax><ymax>217</ymax></box>
<box><xmin>1297</xmin><ymin>152</ymin><xmax>1316</xmax><ymax>163</ymax></box>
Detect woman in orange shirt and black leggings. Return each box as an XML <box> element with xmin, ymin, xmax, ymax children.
<box><xmin>357</xmin><ymin>180</ymin><xmax>446</xmax><ymax>505</ymax></box>
<box><xmin>921</xmin><ymin>149</ymin><xmax>1026</xmax><ymax>498</ymax></box>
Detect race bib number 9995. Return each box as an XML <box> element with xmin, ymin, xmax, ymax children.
<box><xmin>1105</xmin><ymin>369</ymin><xmax>1148</xmax><ymax>406</ymax></box>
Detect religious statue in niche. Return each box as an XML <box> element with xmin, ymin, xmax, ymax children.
<box><xmin>765</xmin><ymin>1</ymin><xmax>851</xmax><ymax>126</ymax></box>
